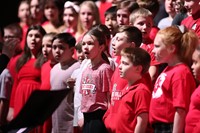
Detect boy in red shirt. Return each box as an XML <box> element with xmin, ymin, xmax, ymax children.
<box><xmin>114</xmin><ymin>47</ymin><xmax>151</xmax><ymax>133</ymax></box>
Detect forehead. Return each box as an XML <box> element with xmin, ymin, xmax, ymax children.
<box><xmin>117</xmin><ymin>9</ymin><xmax>129</xmax><ymax>14</ymax></box>
<box><xmin>117</xmin><ymin>32</ymin><xmax>128</xmax><ymax>38</ymax></box>
<box><xmin>82</xmin><ymin>34</ymin><xmax>96</xmax><ymax>42</ymax></box>
<box><xmin>80</xmin><ymin>5</ymin><xmax>92</xmax><ymax>12</ymax></box>
<box><xmin>193</xmin><ymin>50</ymin><xmax>200</xmax><ymax>60</ymax></box>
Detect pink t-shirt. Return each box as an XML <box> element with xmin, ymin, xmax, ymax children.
<box><xmin>149</xmin><ymin>63</ymin><xmax>196</xmax><ymax>124</ymax></box>
<box><xmin>80</xmin><ymin>61</ymin><xmax>113</xmax><ymax>113</ymax></box>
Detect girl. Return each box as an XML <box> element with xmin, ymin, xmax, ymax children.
<box><xmin>75</xmin><ymin>0</ymin><xmax>101</xmax><ymax>41</ymax></box>
<box><xmin>149</xmin><ymin>25</ymin><xmax>199</xmax><ymax>133</ymax></box>
<box><xmin>37</xmin><ymin>32</ymin><xmax>57</xmax><ymax>133</ymax></box>
<box><xmin>185</xmin><ymin>44</ymin><xmax>200</xmax><ymax>132</ymax></box>
<box><xmin>63</xmin><ymin>1</ymin><xmax>79</xmax><ymax>37</ymax></box>
<box><xmin>81</xmin><ymin>26</ymin><xmax>113</xmax><ymax>133</ymax></box>
<box><xmin>29</xmin><ymin>0</ymin><xmax>46</xmax><ymax>25</ymax></box>
<box><xmin>8</xmin><ymin>25</ymin><xmax>46</xmax><ymax>121</ymax></box>
<box><xmin>42</xmin><ymin>0</ymin><xmax>65</xmax><ymax>33</ymax></box>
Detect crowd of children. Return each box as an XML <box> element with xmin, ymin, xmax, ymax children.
<box><xmin>0</xmin><ymin>0</ymin><xmax>200</xmax><ymax>133</ymax></box>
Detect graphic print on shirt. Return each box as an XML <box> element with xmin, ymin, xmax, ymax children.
<box><xmin>82</xmin><ymin>74</ymin><xmax>96</xmax><ymax>95</ymax></box>
<box><xmin>152</xmin><ymin>73</ymin><xmax>166</xmax><ymax>98</ymax></box>
<box><xmin>111</xmin><ymin>83</ymin><xmax>122</xmax><ymax>106</ymax></box>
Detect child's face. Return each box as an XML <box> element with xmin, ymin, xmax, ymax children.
<box><xmin>112</xmin><ymin>32</ymin><xmax>132</xmax><ymax>56</ymax></box>
<box><xmin>119</xmin><ymin>56</ymin><xmax>139</xmax><ymax>80</ymax></box>
<box><xmin>79</xmin><ymin>5</ymin><xmax>94</xmax><ymax>31</ymax></box>
<box><xmin>82</xmin><ymin>34</ymin><xmax>103</xmax><ymax>60</ymax></box>
<box><xmin>44</xmin><ymin>2</ymin><xmax>59</xmax><ymax>21</ymax></box>
<box><xmin>27</xmin><ymin>29</ymin><xmax>43</xmax><ymax>52</ymax></box>
<box><xmin>105</xmin><ymin>14</ymin><xmax>118</xmax><ymax>34</ymax></box>
<box><xmin>63</xmin><ymin>8</ymin><xmax>78</xmax><ymax>28</ymax></box>
<box><xmin>52</xmin><ymin>38</ymin><xmax>73</xmax><ymax>63</ymax></box>
<box><xmin>191</xmin><ymin>49</ymin><xmax>200</xmax><ymax>80</ymax></box>
<box><xmin>76</xmin><ymin>51</ymin><xmax>85</xmax><ymax>63</ymax></box>
<box><xmin>30</xmin><ymin>0</ymin><xmax>43</xmax><ymax>20</ymax></box>
<box><xmin>132</xmin><ymin>16</ymin><xmax>153</xmax><ymax>41</ymax></box>
<box><xmin>184</xmin><ymin>0</ymin><xmax>200</xmax><ymax>15</ymax></box>
<box><xmin>165</xmin><ymin>0</ymin><xmax>175</xmax><ymax>14</ymax></box>
<box><xmin>117</xmin><ymin>9</ymin><xmax>130</xmax><ymax>26</ymax></box>
<box><xmin>42</xmin><ymin>36</ymin><xmax>53</xmax><ymax>60</ymax></box>
<box><xmin>18</xmin><ymin>2</ymin><xmax>30</xmax><ymax>23</ymax></box>
<box><xmin>152</xmin><ymin>34</ymin><xmax>173</xmax><ymax>64</ymax></box>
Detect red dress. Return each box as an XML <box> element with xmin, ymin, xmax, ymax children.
<box><xmin>13</xmin><ymin>58</ymin><xmax>41</xmax><ymax>117</ymax></box>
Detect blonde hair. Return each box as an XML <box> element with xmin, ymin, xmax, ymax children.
<box><xmin>157</xmin><ymin>25</ymin><xmax>199</xmax><ymax>66</ymax></box>
<box><xmin>77</xmin><ymin>1</ymin><xmax>101</xmax><ymax>35</ymax></box>
<box><xmin>129</xmin><ymin>7</ymin><xmax>152</xmax><ymax>25</ymax></box>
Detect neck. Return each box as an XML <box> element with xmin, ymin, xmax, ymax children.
<box><xmin>90</xmin><ymin>54</ymin><xmax>103</xmax><ymax>68</ymax></box>
<box><xmin>60</xmin><ymin>58</ymin><xmax>75</xmax><ymax>68</ymax></box>
<box><xmin>167</xmin><ymin>55</ymin><xmax>182</xmax><ymax>66</ymax></box>
<box><xmin>128</xmin><ymin>75</ymin><xmax>142</xmax><ymax>86</ymax></box>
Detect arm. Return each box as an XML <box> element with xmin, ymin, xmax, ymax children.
<box><xmin>134</xmin><ymin>112</ymin><xmax>148</xmax><ymax>133</ymax></box>
<box><xmin>0</xmin><ymin>99</ymin><xmax>9</xmax><ymax>125</ymax></box>
<box><xmin>173</xmin><ymin>108</ymin><xmax>186</xmax><ymax>133</ymax></box>
<box><xmin>149</xmin><ymin>66</ymin><xmax>157</xmax><ymax>82</ymax></box>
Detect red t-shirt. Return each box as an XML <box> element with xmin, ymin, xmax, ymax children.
<box><xmin>185</xmin><ymin>85</ymin><xmax>200</xmax><ymax>132</ymax></box>
<box><xmin>103</xmin><ymin>57</ymin><xmax>152</xmax><ymax>133</ymax></box>
<box><xmin>181</xmin><ymin>15</ymin><xmax>200</xmax><ymax>37</ymax></box>
<box><xmin>149</xmin><ymin>63</ymin><xmax>196</xmax><ymax>124</ymax></box>
<box><xmin>115</xmin><ymin>78</ymin><xmax>151</xmax><ymax>133</ymax></box>
<box><xmin>40</xmin><ymin>60</ymin><xmax>54</xmax><ymax>90</ymax></box>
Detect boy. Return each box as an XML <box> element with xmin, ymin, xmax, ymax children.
<box><xmin>129</xmin><ymin>7</ymin><xmax>161</xmax><ymax>82</ymax></box>
<box><xmin>104</xmin><ymin>6</ymin><xmax>118</xmax><ymax>37</ymax></box>
<box><xmin>103</xmin><ymin>25</ymin><xmax>152</xmax><ymax>132</ymax></box>
<box><xmin>50</xmin><ymin>33</ymin><xmax>80</xmax><ymax>133</ymax></box>
<box><xmin>181</xmin><ymin>0</ymin><xmax>200</xmax><ymax>38</ymax></box>
<box><xmin>115</xmin><ymin>47</ymin><xmax>151</xmax><ymax>133</ymax></box>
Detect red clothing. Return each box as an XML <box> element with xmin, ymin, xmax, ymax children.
<box><xmin>40</xmin><ymin>60</ymin><xmax>53</xmax><ymax>90</ymax></box>
<box><xmin>12</xmin><ymin>58</ymin><xmax>41</xmax><ymax>117</ymax></box>
<box><xmin>103</xmin><ymin>57</ymin><xmax>152</xmax><ymax>133</ymax></box>
<box><xmin>185</xmin><ymin>86</ymin><xmax>200</xmax><ymax>132</ymax></box>
<box><xmin>181</xmin><ymin>13</ymin><xmax>200</xmax><ymax>37</ymax></box>
<box><xmin>98</xmin><ymin>2</ymin><xmax>112</xmax><ymax>24</ymax></box>
<box><xmin>149</xmin><ymin>26</ymin><xmax>159</xmax><ymax>41</ymax></box>
<box><xmin>115</xmin><ymin>78</ymin><xmax>151</xmax><ymax>133</ymax></box>
<box><xmin>140</xmin><ymin>43</ymin><xmax>160</xmax><ymax>66</ymax></box>
<box><xmin>7</xmin><ymin>54</ymin><xmax>21</xmax><ymax>79</ymax></box>
<box><xmin>149</xmin><ymin>64</ymin><xmax>196</xmax><ymax>124</ymax></box>
<box><xmin>20</xmin><ymin>24</ymin><xmax>29</xmax><ymax>49</ymax></box>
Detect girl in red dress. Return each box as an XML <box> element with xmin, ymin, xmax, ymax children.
<box><xmin>9</xmin><ymin>25</ymin><xmax>46</xmax><ymax>121</ymax></box>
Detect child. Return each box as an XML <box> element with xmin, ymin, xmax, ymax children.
<box><xmin>75</xmin><ymin>0</ymin><xmax>101</xmax><ymax>41</ymax></box>
<box><xmin>116</xmin><ymin>0</ymin><xmax>139</xmax><ymax>26</ymax></box>
<box><xmin>185</xmin><ymin>44</ymin><xmax>200</xmax><ymax>132</ymax></box>
<box><xmin>103</xmin><ymin>25</ymin><xmax>152</xmax><ymax>132</ymax></box>
<box><xmin>149</xmin><ymin>25</ymin><xmax>199</xmax><ymax>133</ymax></box>
<box><xmin>181</xmin><ymin>0</ymin><xmax>200</xmax><ymax>37</ymax></box>
<box><xmin>104</xmin><ymin>6</ymin><xmax>118</xmax><ymax>38</ymax></box>
<box><xmin>115</xmin><ymin>47</ymin><xmax>151</xmax><ymax>133</ymax></box>
<box><xmin>8</xmin><ymin>25</ymin><xmax>46</xmax><ymax>121</ymax></box>
<box><xmin>69</xmin><ymin>42</ymin><xmax>85</xmax><ymax>133</ymax></box>
<box><xmin>50</xmin><ymin>33</ymin><xmax>80</xmax><ymax>133</ymax></box>
<box><xmin>81</xmin><ymin>26</ymin><xmax>113</xmax><ymax>133</ymax></box>
<box><xmin>63</xmin><ymin>1</ymin><xmax>79</xmax><ymax>37</ymax></box>
<box><xmin>129</xmin><ymin>7</ymin><xmax>160</xmax><ymax>83</ymax></box>
<box><xmin>42</xmin><ymin>0</ymin><xmax>65</xmax><ymax>33</ymax></box>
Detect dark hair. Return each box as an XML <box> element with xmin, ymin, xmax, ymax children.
<box><xmin>121</xmin><ymin>47</ymin><xmax>151</xmax><ymax>74</ymax></box>
<box><xmin>104</xmin><ymin>6</ymin><xmax>117</xmax><ymax>17</ymax></box>
<box><xmin>118</xmin><ymin>25</ymin><xmax>142</xmax><ymax>47</ymax></box>
<box><xmin>4</xmin><ymin>23</ymin><xmax>23</xmax><ymax>41</ymax></box>
<box><xmin>16</xmin><ymin>25</ymin><xmax>46</xmax><ymax>71</ymax></box>
<box><xmin>52</xmin><ymin>32</ymin><xmax>76</xmax><ymax>48</ymax></box>
<box><xmin>75</xmin><ymin>41</ymin><xmax>83</xmax><ymax>53</ymax></box>
<box><xmin>84</xmin><ymin>27</ymin><xmax>110</xmax><ymax>64</ymax></box>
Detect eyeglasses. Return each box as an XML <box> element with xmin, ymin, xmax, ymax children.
<box><xmin>3</xmin><ymin>35</ymin><xmax>18</xmax><ymax>39</ymax></box>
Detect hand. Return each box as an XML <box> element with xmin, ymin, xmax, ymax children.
<box><xmin>78</xmin><ymin>118</ymin><xmax>84</xmax><ymax>128</ymax></box>
<box><xmin>66</xmin><ymin>78</ymin><xmax>76</xmax><ymax>88</ymax></box>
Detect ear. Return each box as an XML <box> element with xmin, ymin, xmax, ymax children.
<box><xmin>136</xmin><ymin>65</ymin><xmax>143</xmax><ymax>74</ymax></box>
<box><xmin>167</xmin><ymin>44</ymin><xmax>176</xmax><ymax>53</ymax></box>
<box><xmin>130</xmin><ymin>42</ymin><xmax>136</xmax><ymax>48</ymax></box>
<box><xmin>70</xmin><ymin>47</ymin><xmax>75</xmax><ymax>54</ymax></box>
<box><xmin>99</xmin><ymin>44</ymin><xmax>105</xmax><ymax>52</ymax></box>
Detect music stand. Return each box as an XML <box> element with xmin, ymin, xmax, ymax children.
<box><xmin>0</xmin><ymin>89</ymin><xmax>70</xmax><ymax>133</ymax></box>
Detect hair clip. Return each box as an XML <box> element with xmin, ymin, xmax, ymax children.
<box><xmin>64</xmin><ymin>1</ymin><xmax>80</xmax><ymax>13</ymax></box>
